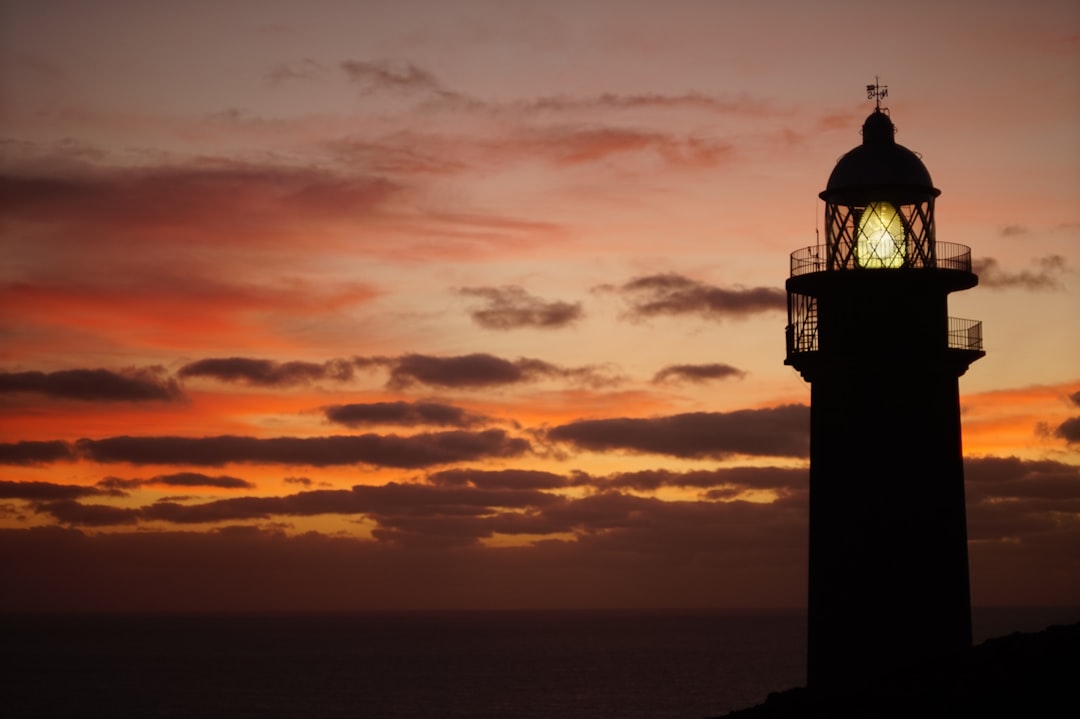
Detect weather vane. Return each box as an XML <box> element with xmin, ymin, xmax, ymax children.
<box><xmin>866</xmin><ymin>77</ymin><xmax>888</xmax><ymax>110</ymax></box>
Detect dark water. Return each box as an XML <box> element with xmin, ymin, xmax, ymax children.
<box><xmin>1</xmin><ymin>607</ymin><xmax>1075</xmax><ymax>718</ymax></box>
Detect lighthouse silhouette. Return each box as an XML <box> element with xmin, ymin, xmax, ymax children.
<box><xmin>785</xmin><ymin>83</ymin><xmax>985</xmax><ymax>692</ymax></box>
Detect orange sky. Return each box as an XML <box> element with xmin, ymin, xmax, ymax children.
<box><xmin>1</xmin><ymin>0</ymin><xmax>1078</xmax><ymax>612</ymax></box>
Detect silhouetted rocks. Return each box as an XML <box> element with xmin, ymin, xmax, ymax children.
<box><xmin>716</xmin><ymin>621</ymin><xmax>1080</xmax><ymax>718</ymax></box>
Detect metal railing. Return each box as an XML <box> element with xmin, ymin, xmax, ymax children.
<box><xmin>787</xmin><ymin>313</ymin><xmax>984</xmax><ymax>357</ymax></box>
<box><xmin>789</xmin><ymin>241</ymin><xmax>973</xmax><ymax>277</ymax></box>
<box><xmin>786</xmin><ymin>292</ymin><xmax>818</xmax><ymax>355</ymax></box>
<box><xmin>948</xmin><ymin>317</ymin><xmax>983</xmax><ymax>351</ymax></box>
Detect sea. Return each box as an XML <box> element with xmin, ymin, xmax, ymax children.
<box><xmin>2</xmin><ymin>607</ymin><xmax>1076</xmax><ymax>719</ymax></box>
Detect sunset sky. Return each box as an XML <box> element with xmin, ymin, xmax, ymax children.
<box><xmin>2</xmin><ymin>0</ymin><xmax>1078</xmax><ymax>612</ymax></box>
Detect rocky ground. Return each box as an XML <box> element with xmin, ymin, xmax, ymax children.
<box><xmin>718</xmin><ymin>621</ymin><xmax>1080</xmax><ymax>718</ymax></box>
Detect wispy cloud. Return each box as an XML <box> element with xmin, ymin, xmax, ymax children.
<box><xmin>0</xmin><ymin>162</ymin><xmax>401</xmax><ymax>238</ymax></box>
<box><xmin>973</xmin><ymin>255</ymin><xmax>1069</xmax><ymax>290</ymax></box>
<box><xmin>514</xmin><ymin>126</ymin><xmax>732</xmax><ymax>168</ymax></box>
<box><xmin>523</xmin><ymin>92</ymin><xmax>779</xmax><ymax>115</ymax></box>
<box><xmin>340</xmin><ymin>59</ymin><xmax>450</xmax><ymax>96</ymax></box>
<box><xmin>266</xmin><ymin>58</ymin><xmax>329</xmax><ymax>84</ymax></box>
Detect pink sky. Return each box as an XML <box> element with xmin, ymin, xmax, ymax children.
<box><xmin>1</xmin><ymin>0</ymin><xmax>1078</xmax><ymax>611</ymax></box>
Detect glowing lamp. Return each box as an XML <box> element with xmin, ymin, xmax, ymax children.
<box><xmin>856</xmin><ymin>201</ymin><xmax>905</xmax><ymax>268</ymax></box>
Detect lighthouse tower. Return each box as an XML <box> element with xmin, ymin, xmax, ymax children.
<box><xmin>785</xmin><ymin>84</ymin><xmax>984</xmax><ymax>691</ymax></box>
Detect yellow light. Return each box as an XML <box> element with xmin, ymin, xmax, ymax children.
<box><xmin>856</xmin><ymin>201</ymin><xmax>905</xmax><ymax>268</ymax></box>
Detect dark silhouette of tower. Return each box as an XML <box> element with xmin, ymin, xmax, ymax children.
<box><xmin>785</xmin><ymin>86</ymin><xmax>984</xmax><ymax>692</ymax></box>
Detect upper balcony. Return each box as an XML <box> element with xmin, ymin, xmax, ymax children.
<box><xmin>790</xmin><ymin>241</ymin><xmax>973</xmax><ymax>278</ymax></box>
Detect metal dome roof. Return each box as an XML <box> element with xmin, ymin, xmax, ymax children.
<box><xmin>821</xmin><ymin>110</ymin><xmax>939</xmax><ymax>201</ymax></box>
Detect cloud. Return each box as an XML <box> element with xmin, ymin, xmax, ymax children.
<box><xmin>4</xmin><ymin>452</ymin><xmax>1076</xmax><ymax>610</ymax></box>
<box><xmin>972</xmin><ymin>255</ymin><xmax>1069</xmax><ymax>290</ymax></box>
<box><xmin>652</xmin><ymin>363</ymin><xmax>746</xmax><ymax>384</ymax></box>
<box><xmin>75</xmin><ymin>429</ymin><xmax>530</xmax><ymax>468</ymax></box>
<box><xmin>34</xmin><ymin>500</ymin><xmax>140</xmax><ymax>527</ymax></box>
<box><xmin>0</xmin><ymin>367</ymin><xmax>181</xmax><ymax>401</ymax></box>
<box><xmin>591</xmin><ymin>466</ymin><xmax>807</xmax><ymax>496</ymax></box>
<box><xmin>385</xmin><ymin>353</ymin><xmax>557</xmax><ymax>389</ymax></box>
<box><xmin>426</xmin><ymin>468</ymin><xmax>570</xmax><ymax>491</ymax></box>
<box><xmin>606</xmin><ymin>273</ymin><xmax>786</xmax><ymax>321</ymax></box>
<box><xmin>326</xmin><ymin>133</ymin><xmax>470</xmax><ymax>175</ymax></box>
<box><xmin>266</xmin><ymin>58</ymin><xmax>328</xmax><ymax>84</ymax></box>
<box><xmin>33</xmin><ymin>481</ymin><xmax>564</xmax><ymax>529</ymax></box>
<box><xmin>548</xmin><ymin>404</ymin><xmax>810</xmax><ymax>459</ymax></box>
<box><xmin>0</xmin><ymin>480</ymin><xmax>113</xmax><ymax>501</ymax></box>
<box><xmin>519</xmin><ymin>127</ymin><xmax>732</xmax><ymax>168</ymax></box>
<box><xmin>0</xmin><ymin>163</ymin><xmax>400</xmax><ymax>236</ymax></box>
<box><xmin>22</xmin><ymin>456</ymin><xmax>1075</xmax><ymax>546</ymax></box>
<box><xmin>524</xmin><ymin>92</ymin><xmax>778</xmax><ymax>116</ymax></box>
<box><xmin>0</xmin><ymin>440</ymin><xmax>75</xmax><ymax>465</ymax></box>
<box><xmin>2</xmin><ymin>276</ymin><xmax>380</xmax><ymax>357</ymax></box>
<box><xmin>965</xmin><ymin>456</ymin><xmax>1080</xmax><ymax>503</ymax></box>
<box><xmin>324</xmin><ymin>401</ymin><xmax>486</xmax><ymax>428</ymax></box>
<box><xmin>340</xmin><ymin>59</ymin><xmax>447</xmax><ymax>95</ymax></box>
<box><xmin>999</xmin><ymin>224</ymin><xmax>1028</xmax><ymax>237</ymax></box>
<box><xmin>383</xmin><ymin>353</ymin><xmax>619</xmax><ymax>390</ymax></box>
<box><xmin>283</xmin><ymin>476</ymin><xmax>313</xmax><ymax>486</ymax></box>
<box><xmin>1</xmin><ymin>161</ymin><xmax>393</xmax><ymax>349</ymax></box>
<box><xmin>96</xmin><ymin>472</ymin><xmax>255</xmax><ymax>491</ymax></box>
<box><xmin>459</xmin><ymin>286</ymin><xmax>583</xmax><ymax>330</ymax></box>
<box><xmin>179</xmin><ymin>357</ymin><xmax>357</xmax><ymax>387</ymax></box>
<box><xmin>1055</xmin><ymin>417</ymin><xmax>1080</xmax><ymax>444</ymax></box>
<box><xmin>0</xmin><ymin>516</ymin><xmax>807</xmax><ymax>612</ymax></box>
<box><xmin>964</xmin><ymin>457</ymin><xmax>1080</xmax><ymax>561</ymax></box>
<box><xmin>328</xmin><ymin>110</ymin><xmax>730</xmax><ymax>175</ymax></box>
<box><xmin>1054</xmin><ymin>391</ymin><xmax>1080</xmax><ymax>445</ymax></box>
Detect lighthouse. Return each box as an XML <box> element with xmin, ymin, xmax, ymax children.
<box><xmin>785</xmin><ymin>83</ymin><xmax>984</xmax><ymax>691</ymax></box>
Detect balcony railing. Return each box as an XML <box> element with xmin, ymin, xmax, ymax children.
<box><xmin>790</xmin><ymin>241</ymin><xmax>973</xmax><ymax>277</ymax></box>
<box><xmin>786</xmin><ymin>311</ymin><xmax>984</xmax><ymax>358</ymax></box>
<box><xmin>948</xmin><ymin>317</ymin><xmax>983</xmax><ymax>352</ymax></box>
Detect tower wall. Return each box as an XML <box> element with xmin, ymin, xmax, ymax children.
<box><xmin>806</xmin><ymin>359</ymin><xmax>972</xmax><ymax>690</ymax></box>
<box><xmin>796</xmin><ymin>273</ymin><xmax>974</xmax><ymax>690</ymax></box>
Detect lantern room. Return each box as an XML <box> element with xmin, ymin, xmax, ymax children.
<box><xmin>820</xmin><ymin>108</ymin><xmax>939</xmax><ymax>271</ymax></box>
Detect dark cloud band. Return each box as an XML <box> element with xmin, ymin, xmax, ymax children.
<box><xmin>548</xmin><ymin>405</ymin><xmax>809</xmax><ymax>459</ymax></box>
<box><xmin>75</xmin><ymin>429</ymin><xmax>530</xmax><ymax>468</ymax></box>
<box><xmin>0</xmin><ymin>368</ymin><xmax>181</xmax><ymax>402</ymax></box>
